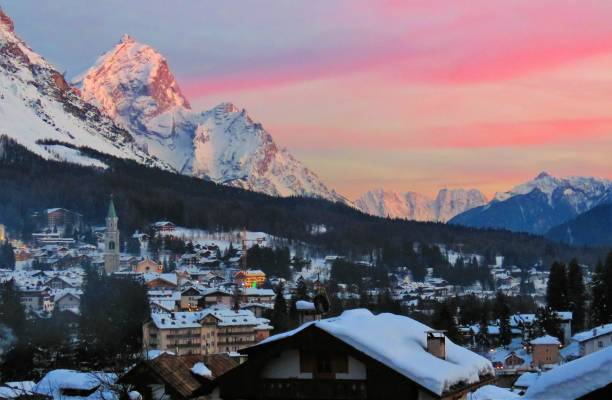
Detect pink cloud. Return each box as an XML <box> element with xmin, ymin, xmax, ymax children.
<box><xmin>182</xmin><ymin>0</ymin><xmax>612</xmax><ymax>97</ymax></box>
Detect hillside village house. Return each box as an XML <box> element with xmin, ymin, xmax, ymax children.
<box><xmin>199</xmin><ymin>309</ymin><xmax>494</xmax><ymax>400</ymax></box>
<box><xmin>44</xmin><ymin>208</ymin><xmax>83</xmax><ymax>236</ymax></box>
<box><xmin>572</xmin><ymin>323</ymin><xmax>612</xmax><ymax>357</ymax></box>
<box><xmin>530</xmin><ymin>335</ymin><xmax>561</xmax><ymax>368</ymax></box>
<box><xmin>234</xmin><ymin>269</ymin><xmax>266</xmax><ymax>288</ymax></box>
<box><xmin>153</xmin><ymin>221</ymin><xmax>176</xmax><ymax>232</ymax></box>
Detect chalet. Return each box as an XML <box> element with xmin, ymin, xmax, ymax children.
<box><xmin>54</xmin><ymin>291</ymin><xmax>80</xmax><ymax>312</ymax></box>
<box><xmin>524</xmin><ymin>347</ymin><xmax>612</xmax><ymax>400</ymax></box>
<box><xmin>18</xmin><ymin>287</ymin><xmax>53</xmax><ymax>313</ymax></box>
<box><xmin>153</xmin><ymin>221</ymin><xmax>176</xmax><ymax>232</ymax></box>
<box><xmin>242</xmin><ymin>287</ymin><xmax>275</xmax><ymax>304</ymax></box>
<box><xmin>572</xmin><ymin>323</ymin><xmax>612</xmax><ymax>357</ymax></box>
<box><xmin>45</xmin><ymin>276</ymin><xmax>75</xmax><ymax>290</ymax></box>
<box><xmin>199</xmin><ymin>309</ymin><xmax>494</xmax><ymax>400</ymax></box>
<box><xmin>240</xmin><ymin>303</ymin><xmax>273</xmax><ymax>318</ymax></box>
<box><xmin>118</xmin><ymin>353</ymin><xmax>237</xmax><ymax>400</ymax></box>
<box><xmin>295</xmin><ymin>300</ymin><xmax>321</xmax><ymax>325</ymax></box>
<box><xmin>145</xmin><ymin>273</ymin><xmax>178</xmax><ymax>290</ymax></box>
<box><xmin>199</xmin><ymin>289</ymin><xmax>233</xmax><ymax>308</ymax></box>
<box><xmin>234</xmin><ymin>269</ymin><xmax>266</xmax><ymax>288</ymax></box>
<box><xmin>530</xmin><ymin>335</ymin><xmax>561</xmax><ymax>368</ymax></box>
<box><xmin>181</xmin><ymin>287</ymin><xmax>203</xmax><ymax>310</ymax></box>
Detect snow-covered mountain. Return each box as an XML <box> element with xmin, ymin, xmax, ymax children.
<box><xmin>76</xmin><ymin>36</ymin><xmax>345</xmax><ymax>202</ymax></box>
<box><xmin>355</xmin><ymin>188</ymin><xmax>486</xmax><ymax>222</ymax></box>
<box><xmin>450</xmin><ymin>172</ymin><xmax>612</xmax><ymax>234</ymax></box>
<box><xmin>0</xmin><ymin>10</ymin><xmax>169</xmax><ymax>170</ymax></box>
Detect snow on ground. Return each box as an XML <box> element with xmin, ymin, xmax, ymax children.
<box><xmin>259</xmin><ymin>309</ymin><xmax>494</xmax><ymax>396</ymax></box>
<box><xmin>525</xmin><ymin>346</ymin><xmax>612</xmax><ymax>400</ymax></box>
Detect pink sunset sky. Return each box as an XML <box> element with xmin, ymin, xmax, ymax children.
<box><xmin>5</xmin><ymin>0</ymin><xmax>612</xmax><ymax>199</ymax></box>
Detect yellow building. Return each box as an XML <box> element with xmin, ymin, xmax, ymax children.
<box><xmin>234</xmin><ymin>269</ymin><xmax>266</xmax><ymax>288</ymax></box>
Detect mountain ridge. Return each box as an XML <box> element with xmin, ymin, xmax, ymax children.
<box><xmin>75</xmin><ymin>35</ymin><xmax>346</xmax><ymax>203</ymax></box>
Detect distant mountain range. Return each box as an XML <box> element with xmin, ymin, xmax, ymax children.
<box><xmin>355</xmin><ymin>188</ymin><xmax>487</xmax><ymax>222</ymax></box>
<box><xmin>449</xmin><ymin>172</ymin><xmax>612</xmax><ymax>236</ymax></box>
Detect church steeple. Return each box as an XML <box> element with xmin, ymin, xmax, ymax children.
<box><xmin>107</xmin><ymin>195</ymin><xmax>117</xmax><ymax>219</ymax></box>
<box><xmin>104</xmin><ymin>195</ymin><xmax>120</xmax><ymax>274</ymax></box>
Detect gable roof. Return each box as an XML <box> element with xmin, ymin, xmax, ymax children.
<box><xmin>254</xmin><ymin>309</ymin><xmax>494</xmax><ymax>396</ymax></box>
<box><xmin>119</xmin><ymin>353</ymin><xmax>237</xmax><ymax>399</ymax></box>
<box><xmin>525</xmin><ymin>347</ymin><xmax>612</xmax><ymax>400</ymax></box>
<box><xmin>572</xmin><ymin>323</ymin><xmax>612</xmax><ymax>342</ymax></box>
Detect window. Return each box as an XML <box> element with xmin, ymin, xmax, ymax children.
<box><xmin>108</xmin><ymin>241</ymin><xmax>115</xmax><ymax>250</ymax></box>
<box><xmin>598</xmin><ymin>341</ymin><xmax>604</xmax><ymax>348</ymax></box>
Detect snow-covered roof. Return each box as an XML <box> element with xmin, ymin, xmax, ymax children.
<box><xmin>514</xmin><ymin>372</ymin><xmax>539</xmax><ymax>389</ymax></box>
<box><xmin>191</xmin><ymin>362</ymin><xmax>212</xmax><ymax>378</ymax></box>
<box><xmin>258</xmin><ymin>309</ymin><xmax>494</xmax><ymax>396</ymax></box>
<box><xmin>296</xmin><ymin>300</ymin><xmax>316</xmax><ymax>311</ymax></box>
<box><xmin>525</xmin><ymin>347</ymin><xmax>612</xmax><ymax>400</ymax></box>
<box><xmin>468</xmin><ymin>385</ymin><xmax>519</xmax><ymax>400</ymax></box>
<box><xmin>572</xmin><ymin>323</ymin><xmax>612</xmax><ymax>342</ymax></box>
<box><xmin>530</xmin><ymin>335</ymin><xmax>560</xmax><ymax>345</ymax></box>
<box><xmin>34</xmin><ymin>369</ymin><xmax>117</xmax><ymax>400</ymax></box>
<box><xmin>243</xmin><ymin>287</ymin><xmax>274</xmax><ymax>296</ymax></box>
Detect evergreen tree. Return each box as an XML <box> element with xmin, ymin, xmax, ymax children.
<box><xmin>126</xmin><ymin>236</ymin><xmax>141</xmax><ymax>255</ymax></box>
<box><xmin>494</xmin><ymin>292</ymin><xmax>512</xmax><ymax>346</ymax></box>
<box><xmin>534</xmin><ymin>306</ymin><xmax>563</xmax><ymax>342</ymax></box>
<box><xmin>0</xmin><ymin>280</ymin><xmax>26</xmax><ymax>338</ymax></box>
<box><xmin>591</xmin><ymin>253</ymin><xmax>612</xmax><ymax>326</ymax></box>
<box><xmin>0</xmin><ymin>240</ymin><xmax>15</xmax><ymax>270</ymax></box>
<box><xmin>546</xmin><ymin>262</ymin><xmax>569</xmax><ymax>311</ymax></box>
<box><xmin>566</xmin><ymin>259</ymin><xmax>586</xmax><ymax>331</ymax></box>
<box><xmin>432</xmin><ymin>301</ymin><xmax>460</xmax><ymax>344</ymax></box>
<box><xmin>270</xmin><ymin>282</ymin><xmax>289</xmax><ymax>334</ymax></box>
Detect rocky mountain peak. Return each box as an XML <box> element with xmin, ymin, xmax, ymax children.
<box><xmin>0</xmin><ymin>8</ymin><xmax>14</xmax><ymax>32</ymax></box>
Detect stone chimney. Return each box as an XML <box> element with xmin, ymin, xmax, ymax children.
<box><xmin>426</xmin><ymin>330</ymin><xmax>446</xmax><ymax>360</ymax></box>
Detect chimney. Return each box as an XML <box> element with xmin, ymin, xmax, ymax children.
<box><xmin>593</xmin><ymin>328</ymin><xmax>597</xmax><ymax>337</ymax></box>
<box><xmin>426</xmin><ymin>330</ymin><xmax>446</xmax><ymax>360</ymax></box>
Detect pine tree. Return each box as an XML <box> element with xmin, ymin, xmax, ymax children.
<box><xmin>546</xmin><ymin>262</ymin><xmax>569</xmax><ymax>311</ymax></box>
<box><xmin>433</xmin><ymin>301</ymin><xmax>460</xmax><ymax>344</ymax></box>
<box><xmin>591</xmin><ymin>253</ymin><xmax>612</xmax><ymax>326</ymax></box>
<box><xmin>271</xmin><ymin>282</ymin><xmax>289</xmax><ymax>334</ymax></box>
<box><xmin>0</xmin><ymin>280</ymin><xmax>26</xmax><ymax>339</ymax></box>
<box><xmin>494</xmin><ymin>292</ymin><xmax>512</xmax><ymax>346</ymax></box>
<box><xmin>566</xmin><ymin>259</ymin><xmax>586</xmax><ymax>331</ymax></box>
<box><xmin>534</xmin><ymin>306</ymin><xmax>563</xmax><ymax>342</ymax></box>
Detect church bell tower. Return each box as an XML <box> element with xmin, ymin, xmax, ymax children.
<box><xmin>104</xmin><ymin>196</ymin><xmax>120</xmax><ymax>274</ymax></box>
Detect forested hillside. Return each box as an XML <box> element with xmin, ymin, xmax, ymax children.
<box><xmin>0</xmin><ymin>136</ymin><xmax>607</xmax><ymax>266</ymax></box>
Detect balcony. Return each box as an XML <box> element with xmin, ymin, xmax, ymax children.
<box><xmin>259</xmin><ymin>379</ymin><xmax>367</xmax><ymax>399</ymax></box>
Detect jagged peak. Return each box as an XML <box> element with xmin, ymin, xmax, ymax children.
<box><xmin>0</xmin><ymin>7</ymin><xmax>14</xmax><ymax>32</ymax></box>
<box><xmin>213</xmin><ymin>102</ymin><xmax>241</xmax><ymax>114</ymax></box>
<box><xmin>535</xmin><ymin>171</ymin><xmax>552</xmax><ymax>180</ymax></box>
<box><xmin>120</xmin><ymin>33</ymin><xmax>135</xmax><ymax>44</ymax></box>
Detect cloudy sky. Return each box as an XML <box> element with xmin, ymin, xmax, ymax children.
<box><xmin>4</xmin><ymin>0</ymin><xmax>612</xmax><ymax>199</ymax></box>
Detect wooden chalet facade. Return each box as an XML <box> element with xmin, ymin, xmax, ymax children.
<box><xmin>197</xmin><ymin>323</ymin><xmax>494</xmax><ymax>400</ymax></box>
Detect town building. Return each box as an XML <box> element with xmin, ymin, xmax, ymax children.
<box><xmin>103</xmin><ymin>198</ymin><xmax>120</xmax><ymax>274</ymax></box>
<box><xmin>0</xmin><ymin>223</ymin><xmax>5</xmax><ymax>241</ymax></box>
<box><xmin>530</xmin><ymin>335</ymin><xmax>561</xmax><ymax>368</ymax></box>
<box><xmin>199</xmin><ymin>309</ymin><xmax>495</xmax><ymax>400</ymax></box>
<box><xmin>134</xmin><ymin>258</ymin><xmax>163</xmax><ymax>274</ymax></box>
<box><xmin>153</xmin><ymin>221</ymin><xmax>176</xmax><ymax>232</ymax></box>
<box><xmin>234</xmin><ymin>269</ymin><xmax>266</xmax><ymax>288</ymax></box>
<box><xmin>44</xmin><ymin>208</ymin><xmax>83</xmax><ymax>236</ymax></box>
<box><xmin>142</xmin><ymin>306</ymin><xmax>272</xmax><ymax>357</ymax></box>
<box><xmin>572</xmin><ymin>323</ymin><xmax>612</xmax><ymax>357</ymax></box>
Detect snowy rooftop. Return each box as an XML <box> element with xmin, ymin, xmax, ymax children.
<box><xmin>468</xmin><ymin>385</ymin><xmax>519</xmax><ymax>400</ymax></box>
<box><xmin>34</xmin><ymin>369</ymin><xmax>117</xmax><ymax>400</ymax></box>
<box><xmin>572</xmin><ymin>323</ymin><xmax>612</xmax><ymax>342</ymax></box>
<box><xmin>525</xmin><ymin>347</ymin><xmax>612</xmax><ymax>400</ymax></box>
<box><xmin>530</xmin><ymin>335</ymin><xmax>560</xmax><ymax>345</ymax></box>
<box><xmin>295</xmin><ymin>300</ymin><xmax>316</xmax><ymax>311</ymax></box>
<box><xmin>258</xmin><ymin>309</ymin><xmax>494</xmax><ymax>396</ymax></box>
<box><xmin>513</xmin><ymin>372</ymin><xmax>539</xmax><ymax>388</ymax></box>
